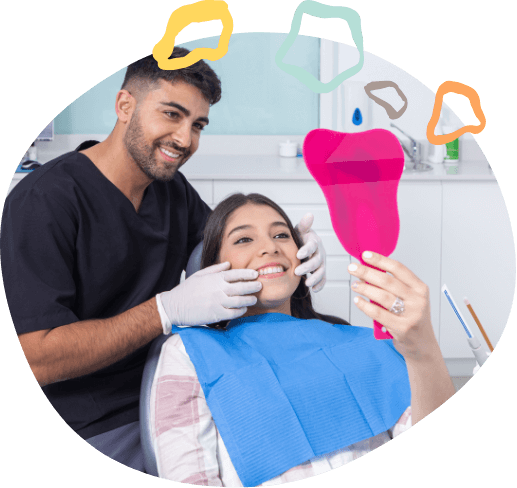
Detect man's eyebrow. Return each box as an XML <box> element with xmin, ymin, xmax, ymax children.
<box><xmin>159</xmin><ymin>101</ymin><xmax>209</xmax><ymax>125</ymax></box>
<box><xmin>227</xmin><ymin>221</ymin><xmax>289</xmax><ymax>238</ymax></box>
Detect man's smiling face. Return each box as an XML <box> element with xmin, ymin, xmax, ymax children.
<box><xmin>123</xmin><ymin>79</ymin><xmax>210</xmax><ymax>182</ymax></box>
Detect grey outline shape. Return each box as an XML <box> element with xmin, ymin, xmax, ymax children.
<box><xmin>364</xmin><ymin>81</ymin><xmax>408</xmax><ymax>119</ymax></box>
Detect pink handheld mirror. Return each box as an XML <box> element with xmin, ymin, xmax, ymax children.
<box><xmin>303</xmin><ymin>129</ymin><xmax>405</xmax><ymax>339</ymax></box>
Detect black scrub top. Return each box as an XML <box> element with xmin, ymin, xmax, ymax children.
<box><xmin>1</xmin><ymin>148</ymin><xmax>212</xmax><ymax>439</ymax></box>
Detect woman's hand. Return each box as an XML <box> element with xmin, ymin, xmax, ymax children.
<box><xmin>348</xmin><ymin>250</ymin><xmax>441</xmax><ymax>363</ymax></box>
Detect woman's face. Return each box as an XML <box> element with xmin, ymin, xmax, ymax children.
<box><xmin>219</xmin><ymin>203</ymin><xmax>302</xmax><ymax>316</ymax></box>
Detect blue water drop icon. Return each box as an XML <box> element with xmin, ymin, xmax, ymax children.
<box><xmin>352</xmin><ymin>108</ymin><xmax>363</xmax><ymax>126</ymax></box>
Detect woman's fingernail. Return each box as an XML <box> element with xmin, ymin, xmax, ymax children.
<box><xmin>363</xmin><ymin>251</ymin><xmax>373</xmax><ymax>259</ymax></box>
<box><xmin>348</xmin><ymin>263</ymin><xmax>358</xmax><ymax>272</ymax></box>
<box><xmin>354</xmin><ymin>296</ymin><xmax>359</xmax><ymax>304</ymax></box>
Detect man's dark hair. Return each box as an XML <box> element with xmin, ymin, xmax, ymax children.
<box><xmin>121</xmin><ymin>47</ymin><xmax>222</xmax><ymax>105</ymax></box>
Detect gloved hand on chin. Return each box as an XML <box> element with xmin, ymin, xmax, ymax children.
<box><xmin>156</xmin><ymin>262</ymin><xmax>262</xmax><ymax>334</ymax></box>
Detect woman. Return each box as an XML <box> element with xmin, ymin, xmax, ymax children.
<box><xmin>150</xmin><ymin>193</ymin><xmax>455</xmax><ymax>486</ymax></box>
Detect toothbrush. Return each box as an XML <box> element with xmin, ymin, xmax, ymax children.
<box><xmin>441</xmin><ymin>284</ymin><xmax>489</xmax><ymax>366</ymax></box>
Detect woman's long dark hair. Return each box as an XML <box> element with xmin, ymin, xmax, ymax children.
<box><xmin>201</xmin><ymin>193</ymin><xmax>350</xmax><ymax>328</ymax></box>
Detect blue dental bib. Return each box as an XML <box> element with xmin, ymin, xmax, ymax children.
<box><xmin>171</xmin><ymin>313</ymin><xmax>411</xmax><ymax>486</ymax></box>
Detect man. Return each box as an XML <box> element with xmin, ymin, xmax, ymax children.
<box><xmin>0</xmin><ymin>47</ymin><xmax>327</xmax><ymax>473</ymax></box>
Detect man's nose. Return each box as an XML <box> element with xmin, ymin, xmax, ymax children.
<box><xmin>172</xmin><ymin>121</ymin><xmax>192</xmax><ymax>149</ymax></box>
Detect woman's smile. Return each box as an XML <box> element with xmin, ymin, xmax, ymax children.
<box><xmin>258</xmin><ymin>269</ymin><xmax>287</xmax><ymax>280</ymax></box>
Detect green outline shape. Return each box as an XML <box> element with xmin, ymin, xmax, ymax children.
<box><xmin>275</xmin><ymin>0</ymin><xmax>364</xmax><ymax>94</ymax></box>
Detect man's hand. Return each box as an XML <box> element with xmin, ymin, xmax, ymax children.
<box><xmin>157</xmin><ymin>262</ymin><xmax>263</xmax><ymax>334</ymax></box>
<box><xmin>294</xmin><ymin>213</ymin><xmax>327</xmax><ymax>293</ymax></box>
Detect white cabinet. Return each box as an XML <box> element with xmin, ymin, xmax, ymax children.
<box><xmin>440</xmin><ymin>182</ymin><xmax>515</xmax><ymax>358</ymax></box>
<box><xmin>191</xmin><ymin>180</ymin><xmax>213</xmax><ymax>205</ymax></box>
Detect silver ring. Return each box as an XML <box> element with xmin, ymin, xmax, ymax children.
<box><xmin>389</xmin><ymin>297</ymin><xmax>405</xmax><ymax>315</ymax></box>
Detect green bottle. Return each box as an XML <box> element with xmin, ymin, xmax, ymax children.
<box><xmin>443</xmin><ymin>125</ymin><xmax>459</xmax><ymax>162</ymax></box>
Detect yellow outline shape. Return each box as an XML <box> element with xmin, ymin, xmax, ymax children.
<box><xmin>153</xmin><ymin>0</ymin><xmax>233</xmax><ymax>70</ymax></box>
<box><xmin>427</xmin><ymin>81</ymin><xmax>486</xmax><ymax>145</ymax></box>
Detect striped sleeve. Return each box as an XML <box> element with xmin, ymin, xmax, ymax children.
<box><xmin>151</xmin><ymin>334</ymin><xmax>223</xmax><ymax>485</ymax></box>
<box><xmin>388</xmin><ymin>406</ymin><xmax>412</xmax><ymax>439</ymax></box>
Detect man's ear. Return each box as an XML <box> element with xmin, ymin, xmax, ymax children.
<box><xmin>115</xmin><ymin>90</ymin><xmax>134</xmax><ymax>123</ymax></box>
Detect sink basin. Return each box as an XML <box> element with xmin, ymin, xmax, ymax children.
<box><xmin>403</xmin><ymin>161</ymin><xmax>433</xmax><ymax>172</ymax></box>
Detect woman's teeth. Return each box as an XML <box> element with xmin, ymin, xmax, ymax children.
<box><xmin>258</xmin><ymin>266</ymin><xmax>284</xmax><ymax>276</ymax></box>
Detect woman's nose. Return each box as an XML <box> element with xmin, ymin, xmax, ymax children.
<box><xmin>260</xmin><ymin>238</ymin><xmax>280</xmax><ymax>255</ymax></box>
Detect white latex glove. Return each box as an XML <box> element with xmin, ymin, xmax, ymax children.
<box><xmin>156</xmin><ymin>262</ymin><xmax>262</xmax><ymax>334</ymax></box>
<box><xmin>294</xmin><ymin>213</ymin><xmax>327</xmax><ymax>293</ymax></box>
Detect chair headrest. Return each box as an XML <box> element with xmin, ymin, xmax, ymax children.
<box><xmin>186</xmin><ymin>240</ymin><xmax>204</xmax><ymax>278</ymax></box>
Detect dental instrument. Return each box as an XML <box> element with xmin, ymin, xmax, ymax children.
<box><xmin>464</xmin><ymin>297</ymin><xmax>494</xmax><ymax>352</ymax></box>
<box><xmin>441</xmin><ymin>284</ymin><xmax>489</xmax><ymax>367</ymax></box>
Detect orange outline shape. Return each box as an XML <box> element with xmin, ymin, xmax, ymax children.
<box><xmin>427</xmin><ymin>81</ymin><xmax>486</xmax><ymax>145</ymax></box>
<box><xmin>153</xmin><ymin>0</ymin><xmax>233</xmax><ymax>70</ymax></box>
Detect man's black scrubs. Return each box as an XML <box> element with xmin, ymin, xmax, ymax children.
<box><xmin>1</xmin><ymin>143</ymin><xmax>212</xmax><ymax>471</ymax></box>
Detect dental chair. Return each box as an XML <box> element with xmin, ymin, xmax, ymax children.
<box><xmin>139</xmin><ymin>240</ymin><xmax>204</xmax><ymax>477</ymax></box>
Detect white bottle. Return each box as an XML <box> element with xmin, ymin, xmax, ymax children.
<box><xmin>429</xmin><ymin>124</ymin><xmax>446</xmax><ymax>164</ymax></box>
<box><xmin>279</xmin><ymin>140</ymin><xmax>297</xmax><ymax>157</ymax></box>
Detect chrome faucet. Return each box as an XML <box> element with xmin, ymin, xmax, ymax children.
<box><xmin>390</xmin><ymin>123</ymin><xmax>432</xmax><ymax>172</ymax></box>
<box><xmin>390</xmin><ymin>124</ymin><xmax>422</xmax><ymax>165</ymax></box>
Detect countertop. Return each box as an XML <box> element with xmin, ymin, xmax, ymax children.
<box><xmin>179</xmin><ymin>155</ymin><xmax>496</xmax><ymax>182</ymax></box>
<box><xmin>12</xmin><ymin>155</ymin><xmax>496</xmax><ymax>182</ymax></box>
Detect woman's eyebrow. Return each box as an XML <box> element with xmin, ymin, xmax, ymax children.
<box><xmin>227</xmin><ymin>222</ymin><xmax>288</xmax><ymax>238</ymax></box>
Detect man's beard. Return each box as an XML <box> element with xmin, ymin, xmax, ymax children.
<box><xmin>123</xmin><ymin>110</ymin><xmax>189</xmax><ymax>182</ymax></box>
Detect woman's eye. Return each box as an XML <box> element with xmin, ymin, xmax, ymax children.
<box><xmin>194</xmin><ymin>123</ymin><xmax>205</xmax><ymax>131</ymax></box>
<box><xmin>165</xmin><ymin>111</ymin><xmax>179</xmax><ymax>119</ymax></box>
<box><xmin>235</xmin><ymin>237</ymin><xmax>252</xmax><ymax>244</ymax></box>
<box><xmin>235</xmin><ymin>232</ymin><xmax>290</xmax><ymax>244</ymax></box>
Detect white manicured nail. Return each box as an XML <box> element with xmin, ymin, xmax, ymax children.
<box><xmin>348</xmin><ymin>264</ymin><xmax>358</xmax><ymax>272</ymax></box>
<box><xmin>382</xmin><ymin>327</ymin><xmax>387</xmax><ymax>333</ymax></box>
<box><xmin>353</xmin><ymin>297</ymin><xmax>359</xmax><ymax>304</ymax></box>
<box><xmin>363</xmin><ymin>251</ymin><xmax>373</xmax><ymax>259</ymax></box>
